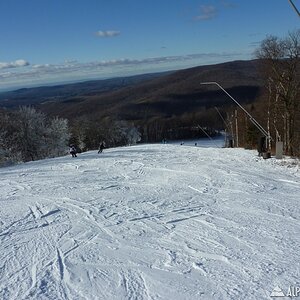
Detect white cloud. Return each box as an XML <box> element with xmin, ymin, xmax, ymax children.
<box><xmin>0</xmin><ymin>59</ymin><xmax>29</xmax><ymax>69</ymax></box>
<box><xmin>0</xmin><ymin>51</ymin><xmax>250</xmax><ymax>90</ymax></box>
<box><xmin>194</xmin><ymin>5</ymin><xmax>218</xmax><ymax>21</ymax></box>
<box><xmin>95</xmin><ymin>30</ymin><xmax>121</xmax><ymax>37</ymax></box>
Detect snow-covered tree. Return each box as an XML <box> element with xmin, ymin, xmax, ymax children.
<box><xmin>0</xmin><ymin>107</ymin><xmax>70</xmax><ymax>165</ymax></box>
<box><xmin>15</xmin><ymin>106</ymin><xmax>46</xmax><ymax>161</ymax></box>
<box><xmin>45</xmin><ymin>117</ymin><xmax>70</xmax><ymax>157</ymax></box>
<box><xmin>111</xmin><ymin>121</ymin><xmax>141</xmax><ymax>146</ymax></box>
<box><xmin>125</xmin><ymin>125</ymin><xmax>141</xmax><ymax>145</ymax></box>
<box><xmin>0</xmin><ymin>110</ymin><xmax>22</xmax><ymax>165</ymax></box>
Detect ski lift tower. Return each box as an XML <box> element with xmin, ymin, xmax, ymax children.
<box><xmin>200</xmin><ymin>82</ymin><xmax>273</xmax><ymax>158</ymax></box>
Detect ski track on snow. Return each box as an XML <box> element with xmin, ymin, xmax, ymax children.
<box><xmin>0</xmin><ymin>142</ymin><xmax>300</xmax><ymax>299</ymax></box>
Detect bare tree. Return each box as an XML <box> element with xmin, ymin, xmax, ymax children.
<box><xmin>256</xmin><ymin>30</ymin><xmax>300</xmax><ymax>155</ymax></box>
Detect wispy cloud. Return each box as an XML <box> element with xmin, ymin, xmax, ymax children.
<box><xmin>192</xmin><ymin>2</ymin><xmax>236</xmax><ymax>21</ymax></box>
<box><xmin>0</xmin><ymin>51</ymin><xmax>249</xmax><ymax>90</ymax></box>
<box><xmin>194</xmin><ymin>5</ymin><xmax>218</xmax><ymax>21</ymax></box>
<box><xmin>0</xmin><ymin>59</ymin><xmax>29</xmax><ymax>69</ymax></box>
<box><xmin>220</xmin><ymin>0</ymin><xmax>237</xmax><ymax>9</ymax></box>
<box><xmin>249</xmin><ymin>41</ymin><xmax>261</xmax><ymax>48</ymax></box>
<box><xmin>95</xmin><ymin>30</ymin><xmax>121</xmax><ymax>38</ymax></box>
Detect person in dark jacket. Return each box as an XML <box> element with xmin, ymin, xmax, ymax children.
<box><xmin>98</xmin><ymin>141</ymin><xmax>105</xmax><ymax>154</ymax></box>
<box><xmin>70</xmin><ymin>145</ymin><xmax>77</xmax><ymax>157</ymax></box>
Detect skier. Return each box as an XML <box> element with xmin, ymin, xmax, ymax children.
<box><xmin>98</xmin><ymin>141</ymin><xmax>105</xmax><ymax>154</ymax></box>
<box><xmin>70</xmin><ymin>145</ymin><xmax>77</xmax><ymax>157</ymax></box>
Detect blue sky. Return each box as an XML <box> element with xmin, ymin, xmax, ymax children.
<box><xmin>0</xmin><ymin>0</ymin><xmax>299</xmax><ymax>91</ymax></box>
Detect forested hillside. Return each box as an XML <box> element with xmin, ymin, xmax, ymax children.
<box><xmin>36</xmin><ymin>60</ymin><xmax>263</xmax><ymax>145</ymax></box>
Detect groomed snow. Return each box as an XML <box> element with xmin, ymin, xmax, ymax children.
<box><xmin>0</xmin><ymin>141</ymin><xmax>300</xmax><ymax>299</ymax></box>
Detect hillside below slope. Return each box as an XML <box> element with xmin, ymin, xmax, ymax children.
<box><xmin>0</xmin><ymin>60</ymin><xmax>264</xmax><ymax>125</ymax></box>
<box><xmin>38</xmin><ymin>60</ymin><xmax>263</xmax><ymax>121</ymax></box>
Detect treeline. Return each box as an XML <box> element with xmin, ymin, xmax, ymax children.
<box><xmin>68</xmin><ymin>104</ymin><xmax>223</xmax><ymax>149</ymax></box>
<box><xmin>0</xmin><ymin>103</ymin><xmax>224</xmax><ymax>167</ymax></box>
<box><xmin>70</xmin><ymin>117</ymin><xmax>141</xmax><ymax>151</ymax></box>
<box><xmin>138</xmin><ymin>108</ymin><xmax>222</xmax><ymax>143</ymax></box>
<box><xmin>0</xmin><ymin>106</ymin><xmax>70</xmax><ymax>166</ymax></box>
<box><xmin>0</xmin><ymin>107</ymin><xmax>142</xmax><ymax>166</ymax></box>
<box><xmin>225</xmin><ymin>30</ymin><xmax>300</xmax><ymax>156</ymax></box>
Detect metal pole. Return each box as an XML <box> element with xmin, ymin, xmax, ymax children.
<box><xmin>214</xmin><ymin>106</ymin><xmax>227</xmax><ymax>125</ymax></box>
<box><xmin>197</xmin><ymin>125</ymin><xmax>220</xmax><ymax>148</ymax></box>
<box><xmin>214</xmin><ymin>106</ymin><xmax>228</xmax><ymax>147</ymax></box>
<box><xmin>235</xmin><ymin>109</ymin><xmax>239</xmax><ymax>147</ymax></box>
<box><xmin>288</xmin><ymin>0</ymin><xmax>300</xmax><ymax>17</ymax></box>
<box><xmin>200</xmin><ymin>82</ymin><xmax>272</xmax><ymax>142</ymax></box>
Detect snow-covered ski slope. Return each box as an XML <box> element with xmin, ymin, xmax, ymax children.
<box><xmin>0</xmin><ymin>142</ymin><xmax>299</xmax><ymax>300</ymax></box>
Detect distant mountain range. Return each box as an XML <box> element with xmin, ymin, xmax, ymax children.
<box><xmin>0</xmin><ymin>72</ymin><xmax>171</xmax><ymax>108</ymax></box>
<box><xmin>0</xmin><ymin>59</ymin><xmax>265</xmax><ymax>123</ymax></box>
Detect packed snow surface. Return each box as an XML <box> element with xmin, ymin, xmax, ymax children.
<box><xmin>0</xmin><ymin>141</ymin><xmax>300</xmax><ymax>300</ymax></box>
